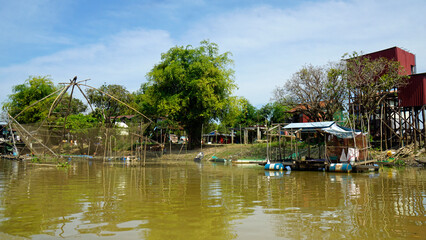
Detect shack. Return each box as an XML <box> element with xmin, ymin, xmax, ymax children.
<box><xmin>203</xmin><ymin>130</ymin><xmax>235</xmax><ymax>144</ymax></box>
<box><xmin>281</xmin><ymin>121</ymin><xmax>369</xmax><ymax>171</ymax></box>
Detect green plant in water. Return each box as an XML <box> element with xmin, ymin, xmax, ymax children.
<box><xmin>57</xmin><ymin>161</ymin><xmax>70</xmax><ymax>168</ymax></box>
<box><xmin>31</xmin><ymin>157</ymin><xmax>41</xmax><ymax>163</ymax></box>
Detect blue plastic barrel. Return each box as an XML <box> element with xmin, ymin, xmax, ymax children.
<box><xmin>264</xmin><ymin>163</ymin><xmax>284</xmax><ymax>171</ymax></box>
<box><xmin>329</xmin><ymin>163</ymin><xmax>352</xmax><ymax>172</ymax></box>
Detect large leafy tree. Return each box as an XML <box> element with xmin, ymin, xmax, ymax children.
<box><xmin>3</xmin><ymin>76</ymin><xmax>57</xmax><ymax>123</ymax></box>
<box><xmin>273</xmin><ymin>63</ymin><xmax>347</xmax><ymax>122</ymax></box>
<box><xmin>143</xmin><ymin>40</ymin><xmax>235</xmax><ymax>148</ymax></box>
<box><xmin>220</xmin><ymin>96</ymin><xmax>257</xmax><ymax>128</ymax></box>
<box><xmin>3</xmin><ymin>76</ymin><xmax>88</xmax><ymax>124</ymax></box>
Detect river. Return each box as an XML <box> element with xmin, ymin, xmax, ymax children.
<box><xmin>0</xmin><ymin>159</ymin><xmax>425</xmax><ymax>239</ymax></box>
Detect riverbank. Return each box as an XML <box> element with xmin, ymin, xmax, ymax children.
<box><xmin>159</xmin><ymin>143</ymin><xmax>426</xmax><ymax>167</ymax></box>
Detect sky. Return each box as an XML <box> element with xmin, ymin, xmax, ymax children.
<box><xmin>1</xmin><ymin>0</ymin><xmax>425</xmax><ymax>108</ymax></box>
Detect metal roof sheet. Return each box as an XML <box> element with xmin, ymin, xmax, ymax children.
<box><xmin>283</xmin><ymin>121</ymin><xmax>335</xmax><ymax>130</ymax></box>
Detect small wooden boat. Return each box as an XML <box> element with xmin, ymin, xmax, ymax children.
<box><xmin>352</xmin><ymin>164</ymin><xmax>380</xmax><ymax>172</ymax></box>
<box><xmin>209</xmin><ymin>156</ymin><xmax>228</xmax><ymax>162</ymax></box>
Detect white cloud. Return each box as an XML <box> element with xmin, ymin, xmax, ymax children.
<box><xmin>1</xmin><ymin>0</ymin><xmax>425</xmax><ymax>108</ymax></box>
<box><xmin>0</xmin><ymin>29</ymin><xmax>174</xmax><ymax>103</ymax></box>
<box><xmin>182</xmin><ymin>0</ymin><xmax>426</xmax><ymax>106</ymax></box>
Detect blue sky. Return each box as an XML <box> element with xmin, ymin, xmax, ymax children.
<box><xmin>1</xmin><ymin>0</ymin><xmax>425</xmax><ymax>107</ymax></box>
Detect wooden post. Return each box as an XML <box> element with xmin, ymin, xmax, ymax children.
<box><xmin>422</xmin><ymin>106</ymin><xmax>426</xmax><ymax>148</ymax></box>
<box><xmin>231</xmin><ymin>129</ymin><xmax>234</xmax><ymax>144</ymax></box>
<box><xmin>399</xmin><ymin>107</ymin><xmax>403</xmax><ymax>147</ymax></box>
<box><xmin>143</xmin><ymin>136</ymin><xmax>147</xmax><ymax>167</ymax></box>
<box><xmin>103</xmin><ymin>130</ymin><xmax>108</xmax><ymax>162</ymax></box>
<box><xmin>278</xmin><ymin>124</ymin><xmax>282</xmax><ymax>160</ymax></box>
<box><xmin>403</xmin><ymin>108</ymin><xmax>407</xmax><ymax>146</ymax></box>
<box><xmin>384</xmin><ymin>107</ymin><xmax>388</xmax><ymax>150</ymax></box>
<box><xmin>412</xmin><ymin>107</ymin><xmax>417</xmax><ymax>150</ymax></box>
<box><xmin>201</xmin><ymin>124</ymin><xmax>203</xmax><ymax>150</ymax></box>
<box><xmin>239</xmin><ymin>125</ymin><xmax>242</xmax><ymax>144</ymax></box>
<box><xmin>380</xmin><ymin>104</ymin><xmax>383</xmax><ymax>152</ymax></box>
<box><xmin>257</xmin><ymin>126</ymin><xmax>261</xmax><ymax>141</ymax></box>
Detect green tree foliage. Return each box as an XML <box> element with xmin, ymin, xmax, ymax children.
<box><xmin>51</xmin><ymin>95</ymin><xmax>87</xmax><ymax>119</ymax></box>
<box><xmin>3</xmin><ymin>76</ymin><xmax>57</xmax><ymax>123</ymax></box>
<box><xmin>86</xmin><ymin>84</ymin><xmax>133</xmax><ymax>125</ymax></box>
<box><xmin>56</xmin><ymin>113</ymin><xmax>98</xmax><ymax>153</ymax></box>
<box><xmin>234</xmin><ymin>97</ymin><xmax>257</xmax><ymax>127</ymax></box>
<box><xmin>257</xmin><ymin>102</ymin><xmax>290</xmax><ymax>124</ymax></box>
<box><xmin>143</xmin><ymin>40</ymin><xmax>235</xmax><ymax>148</ymax></box>
<box><xmin>3</xmin><ymin>76</ymin><xmax>89</xmax><ymax>124</ymax></box>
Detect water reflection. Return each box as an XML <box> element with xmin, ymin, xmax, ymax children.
<box><xmin>0</xmin><ymin>159</ymin><xmax>424</xmax><ymax>239</ymax></box>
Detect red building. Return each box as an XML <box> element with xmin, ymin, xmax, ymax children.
<box><xmin>399</xmin><ymin>73</ymin><xmax>426</xmax><ymax>107</ymax></box>
<box><xmin>362</xmin><ymin>46</ymin><xmax>426</xmax><ymax>107</ymax></box>
<box><xmin>363</xmin><ymin>46</ymin><xmax>416</xmax><ymax>75</ymax></box>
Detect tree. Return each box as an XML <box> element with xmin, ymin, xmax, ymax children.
<box><xmin>51</xmin><ymin>95</ymin><xmax>87</xmax><ymax>119</ymax></box>
<box><xmin>3</xmin><ymin>76</ymin><xmax>89</xmax><ymax>124</ymax></box>
<box><xmin>345</xmin><ymin>52</ymin><xmax>409</xmax><ymax>134</ymax></box>
<box><xmin>143</xmin><ymin>40</ymin><xmax>235</xmax><ymax>148</ymax></box>
<box><xmin>234</xmin><ymin>97</ymin><xmax>258</xmax><ymax>127</ymax></box>
<box><xmin>273</xmin><ymin>63</ymin><xmax>347</xmax><ymax>122</ymax></box>
<box><xmin>258</xmin><ymin>102</ymin><xmax>291</xmax><ymax>124</ymax></box>
<box><xmin>56</xmin><ymin>113</ymin><xmax>98</xmax><ymax>153</ymax></box>
<box><xmin>86</xmin><ymin>84</ymin><xmax>133</xmax><ymax>126</ymax></box>
<box><xmin>3</xmin><ymin>76</ymin><xmax>58</xmax><ymax>123</ymax></box>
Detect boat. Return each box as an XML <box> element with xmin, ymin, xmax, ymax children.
<box><xmin>209</xmin><ymin>156</ymin><xmax>228</xmax><ymax>162</ymax></box>
<box><xmin>194</xmin><ymin>152</ymin><xmax>204</xmax><ymax>161</ymax></box>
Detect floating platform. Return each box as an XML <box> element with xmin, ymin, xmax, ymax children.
<box><xmin>261</xmin><ymin>158</ymin><xmax>380</xmax><ymax>173</ymax></box>
<box><xmin>1</xmin><ymin>155</ymin><xmax>23</xmax><ymax>161</ymax></box>
<box><xmin>232</xmin><ymin>159</ymin><xmax>267</xmax><ymax>164</ymax></box>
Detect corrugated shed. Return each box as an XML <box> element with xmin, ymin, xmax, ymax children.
<box><xmin>399</xmin><ymin>73</ymin><xmax>426</xmax><ymax>107</ymax></box>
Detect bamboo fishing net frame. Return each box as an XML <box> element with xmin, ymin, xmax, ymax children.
<box><xmin>6</xmin><ymin>76</ymin><xmax>157</xmax><ymax>162</ymax></box>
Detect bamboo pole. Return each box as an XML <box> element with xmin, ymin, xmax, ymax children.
<box><xmin>103</xmin><ymin>129</ymin><xmax>108</xmax><ymax>162</ymax></box>
<box><xmin>7</xmin><ymin>116</ymin><xmax>19</xmax><ymax>157</ymax></box>
<box><xmin>143</xmin><ymin>136</ymin><xmax>147</xmax><ymax>167</ymax></box>
<box><xmin>9</xmin><ymin>113</ymin><xmax>58</xmax><ymax>158</ymax></box>
<box><xmin>412</xmin><ymin>107</ymin><xmax>417</xmax><ymax>150</ymax></box>
<box><xmin>422</xmin><ymin>106</ymin><xmax>426</xmax><ymax>148</ymax></box>
<box><xmin>380</xmin><ymin>104</ymin><xmax>383</xmax><ymax>152</ymax></box>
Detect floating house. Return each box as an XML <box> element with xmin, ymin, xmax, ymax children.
<box><xmin>272</xmin><ymin>121</ymin><xmax>373</xmax><ymax>172</ymax></box>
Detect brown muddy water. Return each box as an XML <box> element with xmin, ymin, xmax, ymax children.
<box><xmin>0</xmin><ymin>158</ymin><xmax>425</xmax><ymax>240</ymax></box>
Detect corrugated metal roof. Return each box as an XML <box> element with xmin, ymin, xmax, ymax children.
<box><xmin>283</xmin><ymin>121</ymin><xmax>335</xmax><ymax>130</ymax></box>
